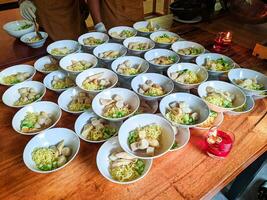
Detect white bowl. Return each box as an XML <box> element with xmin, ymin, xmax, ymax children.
<box><xmin>108</xmin><ymin>26</ymin><xmax>137</xmax><ymax>42</ymax></box>
<box><xmin>96</xmin><ymin>136</ymin><xmax>153</xmax><ymax>184</ymax></box>
<box><xmin>144</xmin><ymin>49</ymin><xmax>180</xmax><ymax>71</ymax></box>
<box><xmin>59</xmin><ymin>53</ymin><xmax>98</xmax><ymax>75</ymax></box>
<box><xmin>123</xmin><ymin>36</ymin><xmax>155</xmax><ymax>56</ymax></box>
<box><xmin>3</xmin><ymin>20</ymin><xmax>34</xmax><ymax>38</ymax></box>
<box><xmin>198</xmin><ymin>81</ymin><xmax>246</xmax><ymax>112</ymax></box>
<box><xmin>111</xmin><ymin>56</ymin><xmax>150</xmax><ymax>79</ymax></box>
<box><xmin>228</xmin><ymin>68</ymin><xmax>267</xmax><ymax>96</ymax></box>
<box><xmin>57</xmin><ymin>87</ymin><xmax>92</xmax><ymax>114</ymax></box>
<box><xmin>167</xmin><ymin>63</ymin><xmax>208</xmax><ymax>90</ymax></box>
<box><xmin>170</xmin><ymin>126</ymin><xmax>190</xmax><ymax>152</ymax></box>
<box><xmin>118</xmin><ymin>114</ymin><xmax>175</xmax><ymax>159</ymax></box>
<box><xmin>0</xmin><ymin>64</ymin><xmax>36</xmax><ymax>86</ymax></box>
<box><xmin>133</xmin><ymin>21</ymin><xmax>160</xmax><ymax>36</ymax></box>
<box><xmin>253</xmin><ymin>93</ymin><xmax>267</xmax><ymax>100</ymax></box>
<box><xmin>2</xmin><ymin>81</ymin><xmax>46</xmax><ymax>108</ymax></box>
<box><xmin>12</xmin><ymin>101</ymin><xmax>62</xmax><ymax>135</ymax></box>
<box><xmin>43</xmin><ymin>70</ymin><xmax>75</xmax><ymax>93</ymax></box>
<box><xmin>74</xmin><ymin>112</ymin><xmax>122</xmax><ymax>143</ymax></box>
<box><xmin>34</xmin><ymin>56</ymin><xmax>59</xmax><ymax>74</ymax></box>
<box><xmin>131</xmin><ymin>73</ymin><xmax>174</xmax><ymax>101</ymax></box>
<box><xmin>150</xmin><ymin>31</ymin><xmax>180</xmax><ymax>48</ymax></box>
<box><xmin>159</xmin><ymin>93</ymin><xmax>210</xmax><ymax>127</ymax></box>
<box><xmin>78</xmin><ymin>32</ymin><xmax>109</xmax><ymax>52</ymax></box>
<box><xmin>23</xmin><ymin>127</ymin><xmax>80</xmax><ymax>173</ymax></box>
<box><xmin>135</xmin><ymin>99</ymin><xmax>158</xmax><ymax>115</ymax></box>
<box><xmin>76</xmin><ymin>67</ymin><xmax>118</xmax><ymax>94</ymax></box>
<box><xmin>47</xmin><ymin>40</ymin><xmax>81</xmax><ymax>60</ymax></box>
<box><xmin>92</xmin><ymin>87</ymin><xmax>140</xmax><ymax>121</ymax></box>
<box><xmin>20</xmin><ymin>31</ymin><xmax>48</xmax><ymax>48</ymax></box>
<box><xmin>226</xmin><ymin>95</ymin><xmax>255</xmax><ymax>116</ymax></box>
<box><xmin>171</xmin><ymin>41</ymin><xmax>205</xmax><ymax>60</ymax></box>
<box><xmin>196</xmin><ymin>53</ymin><xmax>237</xmax><ymax>76</ymax></box>
<box><xmin>194</xmin><ymin>111</ymin><xmax>224</xmax><ymax>130</ymax></box>
<box><xmin>93</xmin><ymin>43</ymin><xmax>127</xmax><ymax>64</ymax></box>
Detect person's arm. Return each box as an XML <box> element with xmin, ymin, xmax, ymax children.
<box><xmin>87</xmin><ymin>0</ymin><xmax>107</xmax><ymax>32</ymax></box>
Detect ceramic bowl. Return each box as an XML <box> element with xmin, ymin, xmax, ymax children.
<box><xmin>118</xmin><ymin>114</ymin><xmax>175</xmax><ymax>159</ymax></box>
<box><xmin>228</xmin><ymin>68</ymin><xmax>267</xmax><ymax>96</ymax></box>
<box><xmin>20</xmin><ymin>31</ymin><xmax>48</xmax><ymax>48</ymax></box>
<box><xmin>74</xmin><ymin>112</ymin><xmax>122</xmax><ymax>143</ymax></box>
<box><xmin>57</xmin><ymin>87</ymin><xmax>92</xmax><ymax>114</ymax></box>
<box><xmin>92</xmin><ymin>87</ymin><xmax>140</xmax><ymax>121</ymax></box>
<box><xmin>171</xmin><ymin>41</ymin><xmax>205</xmax><ymax>60</ymax></box>
<box><xmin>23</xmin><ymin>127</ymin><xmax>80</xmax><ymax>173</ymax></box>
<box><xmin>43</xmin><ymin>70</ymin><xmax>75</xmax><ymax>93</ymax></box>
<box><xmin>34</xmin><ymin>56</ymin><xmax>59</xmax><ymax>74</ymax></box>
<box><xmin>47</xmin><ymin>40</ymin><xmax>81</xmax><ymax>60</ymax></box>
<box><xmin>144</xmin><ymin>49</ymin><xmax>180</xmax><ymax>71</ymax></box>
<box><xmin>78</xmin><ymin>32</ymin><xmax>109</xmax><ymax>52</ymax></box>
<box><xmin>198</xmin><ymin>80</ymin><xmax>246</xmax><ymax>112</ymax></box>
<box><xmin>159</xmin><ymin>92</ymin><xmax>210</xmax><ymax>127</ymax></box>
<box><xmin>59</xmin><ymin>53</ymin><xmax>98</xmax><ymax>75</ymax></box>
<box><xmin>169</xmin><ymin>126</ymin><xmax>190</xmax><ymax>151</ymax></box>
<box><xmin>196</xmin><ymin>53</ymin><xmax>237</xmax><ymax>76</ymax></box>
<box><xmin>0</xmin><ymin>64</ymin><xmax>36</xmax><ymax>86</ymax></box>
<box><xmin>194</xmin><ymin>111</ymin><xmax>224</xmax><ymax>130</ymax></box>
<box><xmin>133</xmin><ymin>21</ymin><xmax>160</xmax><ymax>36</ymax></box>
<box><xmin>150</xmin><ymin>31</ymin><xmax>180</xmax><ymax>48</ymax></box>
<box><xmin>12</xmin><ymin>101</ymin><xmax>62</xmax><ymax>135</ymax></box>
<box><xmin>167</xmin><ymin>63</ymin><xmax>208</xmax><ymax>90</ymax></box>
<box><xmin>134</xmin><ymin>99</ymin><xmax>159</xmax><ymax>115</ymax></box>
<box><xmin>131</xmin><ymin>73</ymin><xmax>174</xmax><ymax>101</ymax></box>
<box><xmin>225</xmin><ymin>95</ymin><xmax>255</xmax><ymax>116</ymax></box>
<box><xmin>96</xmin><ymin>136</ymin><xmax>153</xmax><ymax>184</ymax></box>
<box><xmin>108</xmin><ymin>26</ymin><xmax>137</xmax><ymax>42</ymax></box>
<box><xmin>111</xmin><ymin>56</ymin><xmax>149</xmax><ymax>79</ymax></box>
<box><xmin>123</xmin><ymin>36</ymin><xmax>155</xmax><ymax>56</ymax></box>
<box><xmin>3</xmin><ymin>20</ymin><xmax>34</xmax><ymax>38</ymax></box>
<box><xmin>2</xmin><ymin>81</ymin><xmax>46</xmax><ymax>108</ymax></box>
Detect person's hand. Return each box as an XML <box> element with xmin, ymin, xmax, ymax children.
<box><xmin>94</xmin><ymin>22</ymin><xmax>107</xmax><ymax>32</ymax></box>
<box><xmin>19</xmin><ymin>0</ymin><xmax>36</xmax><ymax>21</ymax></box>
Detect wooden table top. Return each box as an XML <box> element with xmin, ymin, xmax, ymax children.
<box><xmin>0</xmin><ymin>22</ymin><xmax>267</xmax><ymax>200</ymax></box>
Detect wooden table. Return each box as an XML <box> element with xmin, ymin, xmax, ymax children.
<box><xmin>0</xmin><ymin>21</ymin><xmax>267</xmax><ymax>200</ymax></box>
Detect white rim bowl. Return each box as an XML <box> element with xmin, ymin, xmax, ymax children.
<box><xmin>226</xmin><ymin>95</ymin><xmax>255</xmax><ymax>116</ymax></box>
<box><xmin>228</xmin><ymin>68</ymin><xmax>267</xmax><ymax>96</ymax></box>
<box><xmin>76</xmin><ymin>67</ymin><xmax>118</xmax><ymax>94</ymax></box>
<box><xmin>150</xmin><ymin>31</ymin><xmax>180</xmax><ymax>47</ymax></box>
<box><xmin>12</xmin><ymin>101</ymin><xmax>62</xmax><ymax>135</ymax></box>
<box><xmin>2</xmin><ymin>81</ymin><xmax>46</xmax><ymax>108</ymax></box>
<box><xmin>74</xmin><ymin>112</ymin><xmax>122</xmax><ymax>143</ymax></box>
<box><xmin>96</xmin><ymin>136</ymin><xmax>153</xmax><ymax>184</ymax></box>
<box><xmin>144</xmin><ymin>49</ymin><xmax>180</xmax><ymax>70</ymax></box>
<box><xmin>23</xmin><ymin>127</ymin><xmax>80</xmax><ymax>173</ymax></box>
<box><xmin>198</xmin><ymin>80</ymin><xmax>246</xmax><ymax>112</ymax></box>
<box><xmin>133</xmin><ymin>21</ymin><xmax>160</xmax><ymax>36</ymax></box>
<box><xmin>92</xmin><ymin>87</ymin><xmax>140</xmax><ymax>121</ymax></box>
<box><xmin>170</xmin><ymin>126</ymin><xmax>190</xmax><ymax>152</ymax></box>
<box><xmin>111</xmin><ymin>56</ymin><xmax>150</xmax><ymax>79</ymax></box>
<box><xmin>57</xmin><ymin>87</ymin><xmax>92</xmax><ymax>114</ymax></box>
<box><xmin>196</xmin><ymin>53</ymin><xmax>237</xmax><ymax>75</ymax></box>
<box><xmin>171</xmin><ymin>41</ymin><xmax>205</xmax><ymax>60</ymax></box>
<box><xmin>34</xmin><ymin>55</ymin><xmax>59</xmax><ymax>74</ymax></box>
<box><xmin>131</xmin><ymin>73</ymin><xmax>174</xmax><ymax>101</ymax></box>
<box><xmin>78</xmin><ymin>32</ymin><xmax>109</xmax><ymax>50</ymax></box>
<box><xmin>93</xmin><ymin>43</ymin><xmax>127</xmax><ymax>63</ymax></box>
<box><xmin>123</xmin><ymin>36</ymin><xmax>155</xmax><ymax>55</ymax></box>
<box><xmin>3</xmin><ymin>20</ymin><xmax>34</xmax><ymax>38</ymax></box>
<box><xmin>43</xmin><ymin>70</ymin><xmax>75</xmax><ymax>93</ymax></box>
<box><xmin>118</xmin><ymin>114</ymin><xmax>175</xmax><ymax>159</ymax></box>
<box><xmin>47</xmin><ymin>40</ymin><xmax>81</xmax><ymax>60</ymax></box>
<box><xmin>59</xmin><ymin>53</ymin><xmax>98</xmax><ymax>75</ymax></box>
<box><xmin>159</xmin><ymin>92</ymin><xmax>210</xmax><ymax>127</ymax></box>
<box><xmin>20</xmin><ymin>31</ymin><xmax>48</xmax><ymax>48</ymax></box>
<box><xmin>167</xmin><ymin>63</ymin><xmax>208</xmax><ymax>90</ymax></box>
<box><xmin>135</xmin><ymin>99</ymin><xmax>159</xmax><ymax>115</ymax></box>
<box><xmin>108</xmin><ymin>26</ymin><xmax>137</xmax><ymax>42</ymax></box>
<box><xmin>0</xmin><ymin>64</ymin><xmax>36</xmax><ymax>86</ymax></box>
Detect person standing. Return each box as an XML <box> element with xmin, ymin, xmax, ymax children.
<box><xmin>19</xmin><ymin>0</ymin><xmax>89</xmax><ymax>40</ymax></box>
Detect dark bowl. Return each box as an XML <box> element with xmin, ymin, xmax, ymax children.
<box><xmin>170</xmin><ymin>1</ymin><xmax>202</xmax><ymax>20</ymax></box>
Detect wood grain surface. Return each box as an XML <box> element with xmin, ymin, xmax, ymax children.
<box><xmin>0</xmin><ymin>24</ymin><xmax>267</xmax><ymax>200</ymax></box>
